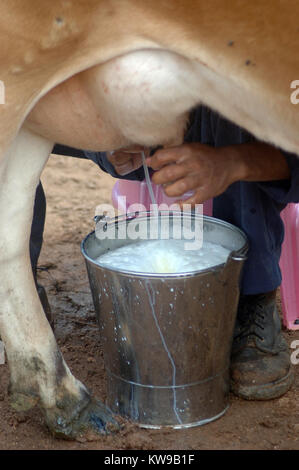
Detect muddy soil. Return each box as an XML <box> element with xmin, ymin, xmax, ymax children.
<box><xmin>0</xmin><ymin>153</ymin><xmax>298</xmax><ymax>450</ymax></box>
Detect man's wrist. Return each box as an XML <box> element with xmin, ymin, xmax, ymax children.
<box><xmin>222</xmin><ymin>142</ymin><xmax>291</xmax><ymax>183</ymax></box>
<box><xmin>222</xmin><ymin>145</ymin><xmax>249</xmax><ymax>183</ymax></box>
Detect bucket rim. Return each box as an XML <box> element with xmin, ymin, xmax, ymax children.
<box><xmin>81</xmin><ymin>212</ymin><xmax>249</xmax><ymax>278</ymax></box>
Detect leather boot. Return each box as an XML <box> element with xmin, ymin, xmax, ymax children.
<box><xmin>230</xmin><ymin>290</ymin><xmax>294</xmax><ymax>400</ymax></box>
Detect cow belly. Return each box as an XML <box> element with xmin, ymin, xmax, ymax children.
<box><xmin>26</xmin><ymin>49</ymin><xmax>202</xmax><ymax>151</ymax></box>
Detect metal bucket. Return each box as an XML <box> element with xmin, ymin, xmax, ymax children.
<box><xmin>81</xmin><ymin>212</ymin><xmax>248</xmax><ymax>428</ymax></box>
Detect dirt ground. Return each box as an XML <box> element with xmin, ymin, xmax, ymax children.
<box><xmin>0</xmin><ymin>153</ymin><xmax>298</xmax><ymax>450</ymax></box>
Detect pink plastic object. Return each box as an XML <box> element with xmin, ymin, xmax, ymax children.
<box><xmin>112</xmin><ymin>179</ymin><xmax>213</xmax><ymax>215</ymax></box>
<box><xmin>279</xmin><ymin>203</ymin><xmax>299</xmax><ymax>330</ymax></box>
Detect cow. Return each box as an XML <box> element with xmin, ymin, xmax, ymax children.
<box><xmin>0</xmin><ymin>0</ymin><xmax>298</xmax><ymax>438</ymax></box>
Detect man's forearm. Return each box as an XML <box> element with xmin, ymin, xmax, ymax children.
<box><xmin>226</xmin><ymin>142</ymin><xmax>291</xmax><ymax>183</ymax></box>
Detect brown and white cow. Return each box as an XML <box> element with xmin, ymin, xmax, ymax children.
<box><xmin>0</xmin><ymin>0</ymin><xmax>298</xmax><ymax>438</ymax></box>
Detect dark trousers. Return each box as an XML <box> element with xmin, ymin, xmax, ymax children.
<box><xmin>30</xmin><ymin>182</ymin><xmax>46</xmax><ymax>278</ymax></box>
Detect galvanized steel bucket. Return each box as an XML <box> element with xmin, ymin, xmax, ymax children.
<box><xmin>81</xmin><ymin>212</ymin><xmax>248</xmax><ymax>428</ymax></box>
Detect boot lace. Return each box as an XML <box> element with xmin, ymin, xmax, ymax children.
<box><xmin>234</xmin><ymin>295</ymin><xmax>267</xmax><ymax>343</ymax></box>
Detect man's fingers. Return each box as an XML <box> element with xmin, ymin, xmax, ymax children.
<box><xmin>114</xmin><ymin>161</ymin><xmax>134</xmax><ymax>175</ymax></box>
<box><xmin>163</xmin><ymin>175</ymin><xmax>200</xmax><ymax>198</ymax></box>
<box><xmin>151</xmin><ymin>163</ymin><xmax>188</xmax><ymax>185</ymax></box>
<box><xmin>130</xmin><ymin>153</ymin><xmax>143</xmax><ymax>170</ymax></box>
<box><xmin>178</xmin><ymin>191</ymin><xmax>204</xmax><ymax>206</ymax></box>
<box><xmin>108</xmin><ymin>151</ymin><xmax>133</xmax><ymax>165</ymax></box>
<box><xmin>147</xmin><ymin>147</ymin><xmax>184</xmax><ymax>170</ymax></box>
<box><xmin>107</xmin><ymin>151</ymin><xmax>143</xmax><ymax>175</ymax></box>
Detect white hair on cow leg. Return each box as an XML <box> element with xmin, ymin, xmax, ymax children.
<box><xmin>0</xmin><ymin>127</ymin><xmax>91</xmax><ymax>425</ymax></box>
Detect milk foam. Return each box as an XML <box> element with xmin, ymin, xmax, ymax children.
<box><xmin>96</xmin><ymin>239</ymin><xmax>230</xmax><ymax>274</ymax></box>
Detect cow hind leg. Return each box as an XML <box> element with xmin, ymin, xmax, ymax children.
<box><xmin>0</xmin><ymin>128</ymin><xmax>118</xmax><ymax>438</ymax></box>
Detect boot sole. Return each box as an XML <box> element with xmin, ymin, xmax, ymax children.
<box><xmin>230</xmin><ymin>367</ymin><xmax>295</xmax><ymax>400</ymax></box>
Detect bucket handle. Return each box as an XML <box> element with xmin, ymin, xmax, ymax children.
<box><xmin>229</xmin><ymin>246</ymin><xmax>248</xmax><ymax>262</ymax></box>
<box><xmin>221</xmin><ymin>248</ymin><xmax>248</xmax><ymax>290</ymax></box>
<box><xmin>94</xmin><ymin>210</ymin><xmax>202</xmax><ymax>233</ymax></box>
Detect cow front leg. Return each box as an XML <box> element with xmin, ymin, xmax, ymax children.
<box><xmin>0</xmin><ymin>128</ymin><xmax>118</xmax><ymax>438</ymax></box>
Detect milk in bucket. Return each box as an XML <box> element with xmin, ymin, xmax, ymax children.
<box><xmin>95</xmin><ymin>238</ymin><xmax>230</xmax><ymax>274</ymax></box>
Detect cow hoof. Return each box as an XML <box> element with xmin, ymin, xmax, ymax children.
<box><xmin>47</xmin><ymin>397</ymin><xmax>120</xmax><ymax>439</ymax></box>
<box><xmin>10</xmin><ymin>390</ymin><xmax>39</xmax><ymax>412</ymax></box>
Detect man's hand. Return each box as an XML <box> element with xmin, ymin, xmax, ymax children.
<box><xmin>146</xmin><ymin>143</ymin><xmax>244</xmax><ymax>204</ymax></box>
<box><xmin>106</xmin><ymin>146</ymin><xmax>144</xmax><ymax>175</ymax></box>
<box><xmin>147</xmin><ymin>142</ymin><xmax>290</xmax><ymax>205</ymax></box>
